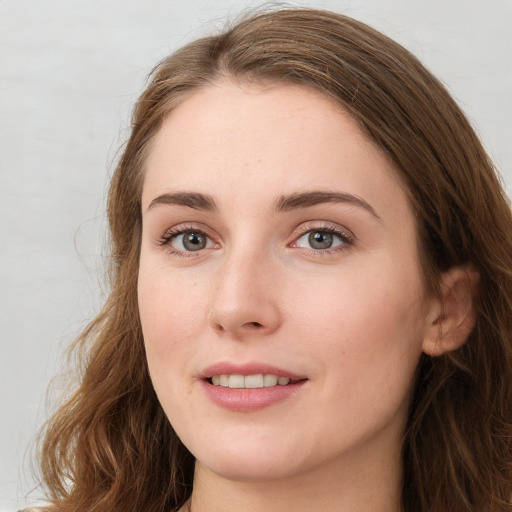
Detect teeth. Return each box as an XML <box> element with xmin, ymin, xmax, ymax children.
<box><xmin>263</xmin><ymin>374</ymin><xmax>278</xmax><ymax>387</ymax></box>
<box><xmin>244</xmin><ymin>374</ymin><xmax>263</xmax><ymax>388</ymax></box>
<box><xmin>211</xmin><ymin>374</ymin><xmax>292</xmax><ymax>388</ymax></box>
<box><xmin>228</xmin><ymin>375</ymin><xmax>245</xmax><ymax>388</ymax></box>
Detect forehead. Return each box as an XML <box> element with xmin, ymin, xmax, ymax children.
<box><xmin>142</xmin><ymin>81</ymin><xmax>409</xmax><ymax>224</ymax></box>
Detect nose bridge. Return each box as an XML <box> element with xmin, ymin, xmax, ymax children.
<box><xmin>209</xmin><ymin>238</ymin><xmax>280</xmax><ymax>337</ymax></box>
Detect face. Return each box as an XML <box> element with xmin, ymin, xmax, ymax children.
<box><xmin>138</xmin><ymin>81</ymin><xmax>432</xmax><ymax>483</ymax></box>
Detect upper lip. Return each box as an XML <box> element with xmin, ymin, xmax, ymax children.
<box><xmin>200</xmin><ymin>362</ymin><xmax>306</xmax><ymax>381</ymax></box>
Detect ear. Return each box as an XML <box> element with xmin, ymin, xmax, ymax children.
<box><xmin>422</xmin><ymin>265</ymin><xmax>479</xmax><ymax>357</ymax></box>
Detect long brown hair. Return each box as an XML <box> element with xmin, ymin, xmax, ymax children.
<box><xmin>37</xmin><ymin>8</ymin><xmax>512</xmax><ymax>512</ymax></box>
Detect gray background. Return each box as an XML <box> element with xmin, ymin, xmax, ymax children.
<box><xmin>1</xmin><ymin>0</ymin><xmax>511</xmax><ymax>510</ymax></box>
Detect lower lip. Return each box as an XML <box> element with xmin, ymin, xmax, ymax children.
<box><xmin>201</xmin><ymin>380</ymin><xmax>306</xmax><ymax>411</ymax></box>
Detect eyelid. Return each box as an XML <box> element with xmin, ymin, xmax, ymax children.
<box><xmin>293</xmin><ymin>221</ymin><xmax>354</xmax><ymax>239</ymax></box>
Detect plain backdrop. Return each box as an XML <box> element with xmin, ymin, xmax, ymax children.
<box><xmin>1</xmin><ymin>0</ymin><xmax>511</xmax><ymax>510</ymax></box>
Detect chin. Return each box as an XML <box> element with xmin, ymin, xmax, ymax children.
<box><xmin>197</xmin><ymin>454</ymin><xmax>301</xmax><ymax>483</ymax></box>
<box><xmin>188</xmin><ymin>433</ymin><xmax>309</xmax><ymax>483</ymax></box>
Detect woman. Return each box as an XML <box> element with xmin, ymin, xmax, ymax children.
<box><xmin>32</xmin><ymin>7</ymin><xmax>512</xmax><ymax>512</ymax></box>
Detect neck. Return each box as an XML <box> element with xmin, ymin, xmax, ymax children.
<box><xmin>188</xmin><ymin>445</ymin><xmax>403</xmax><ymax>512</ymax></box>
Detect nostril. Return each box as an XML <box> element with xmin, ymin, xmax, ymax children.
<box><xmin>248</xmin><ymin>322</ymin><xmax>262</xmax><ymax>327</ymax></box>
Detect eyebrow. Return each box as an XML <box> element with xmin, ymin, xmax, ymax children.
<box><xmin>146</xmin><ymin>190</ymin><xmax>380</xmax><ymax>220</ymax></box>
<box><xmin>147</xmin><ymin>192</ymin><xmax>218</xmax><ymax>212</ymax></box>
<box><xmin>274</xmin><ymin>191</ymin><xmax>381</xmax><ymax>220</ymax></box>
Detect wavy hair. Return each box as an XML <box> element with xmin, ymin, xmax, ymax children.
<box><xmin>37</xmin><ymin>8</ymin><xmax>512</xmax><ymax>512</ymax></box>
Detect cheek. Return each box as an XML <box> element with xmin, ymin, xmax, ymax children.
<box><xmin>288</xmin><ymin>259</ymin><xmax>426</xmax><ymax>384</ymax></box>
<box><xmin>137</xmin><ymin>264</ymin><xmax>207</xmax><ymax>375</ymax></box>
<box><xmin>292</xmin><ymin>260</ymin><xmax>424</xmax><ymax>337</ymax></box>
<box><xmin>137</xmin><ymin>269</ymin><xmax>207</xmax><ymax>422</ymax></box>
<box><xmin>139</xmin><ymin>260</ymin><xmax>206</xmax><ymax>327</ymax></box>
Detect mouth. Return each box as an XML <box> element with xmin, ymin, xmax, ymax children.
<box><xmin>200</xmin><ymin>363</ymin><xmax>307</xmax><ymax>411</ymax></box>
<box><xmin>208</xmin><ymin>373</ymin><xmax>300</xmax><ymax>389</ymax></box>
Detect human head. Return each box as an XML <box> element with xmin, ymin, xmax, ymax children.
<box><xmin>42</xmin><ymin>8</ymin><xmax>512</xmax><ymax>512</ymax></box>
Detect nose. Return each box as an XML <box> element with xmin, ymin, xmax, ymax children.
<box><xmin>208</xmin><ymin>249</ymin><xmax>281</xmax><ymax>339</ymax></box>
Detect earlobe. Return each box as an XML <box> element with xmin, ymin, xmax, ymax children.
<box><xmin>422</xmin><ymin>265</ymin><xmax>479</xmax><ymax>357</ymax></box>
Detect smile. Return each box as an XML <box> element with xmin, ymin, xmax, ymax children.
<box><xmin>211</xmin><ymin>374</ymin><xmax>293</xmax><ymax>388</ymax></box>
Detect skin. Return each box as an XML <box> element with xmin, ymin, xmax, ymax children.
<box><xmin>138</xmin><ymin>81</ymin><xmax>442</xmax><ymax>512</ymax></box>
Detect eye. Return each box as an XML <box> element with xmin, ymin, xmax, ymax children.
<box><xmin>172</xmin><ymin>231</ymin><xmax>212</xmax><ymax>251</ymax></box>
<box><xmin>303</xmin><ymin>231</ymin><xmax>336</xmax><ymax>250</ymax></box>
<box><xmin>292</xmin><ymin>226</ymin><xmax>353</xmax><ymax>252</ymax></box>
<box><xmin>158</xmin><ymin>227</ymin><xmax>216</xmax><ymax>255</ymax></box>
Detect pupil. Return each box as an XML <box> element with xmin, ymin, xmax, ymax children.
<box><xmin>183</xmin><ymin>232</ymin><xmax>206</xmax><ymax>251</ymax></box>
<box><xmin>309</xmin><ymin>231</ymin><xmax>333</xmax><ymax>249</ymax></box>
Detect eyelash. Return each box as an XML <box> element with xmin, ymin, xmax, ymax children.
<box><xmin>157</xmin><ymin>223</ymin><xmax>354</xmax><ymax>257</ymax></box>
